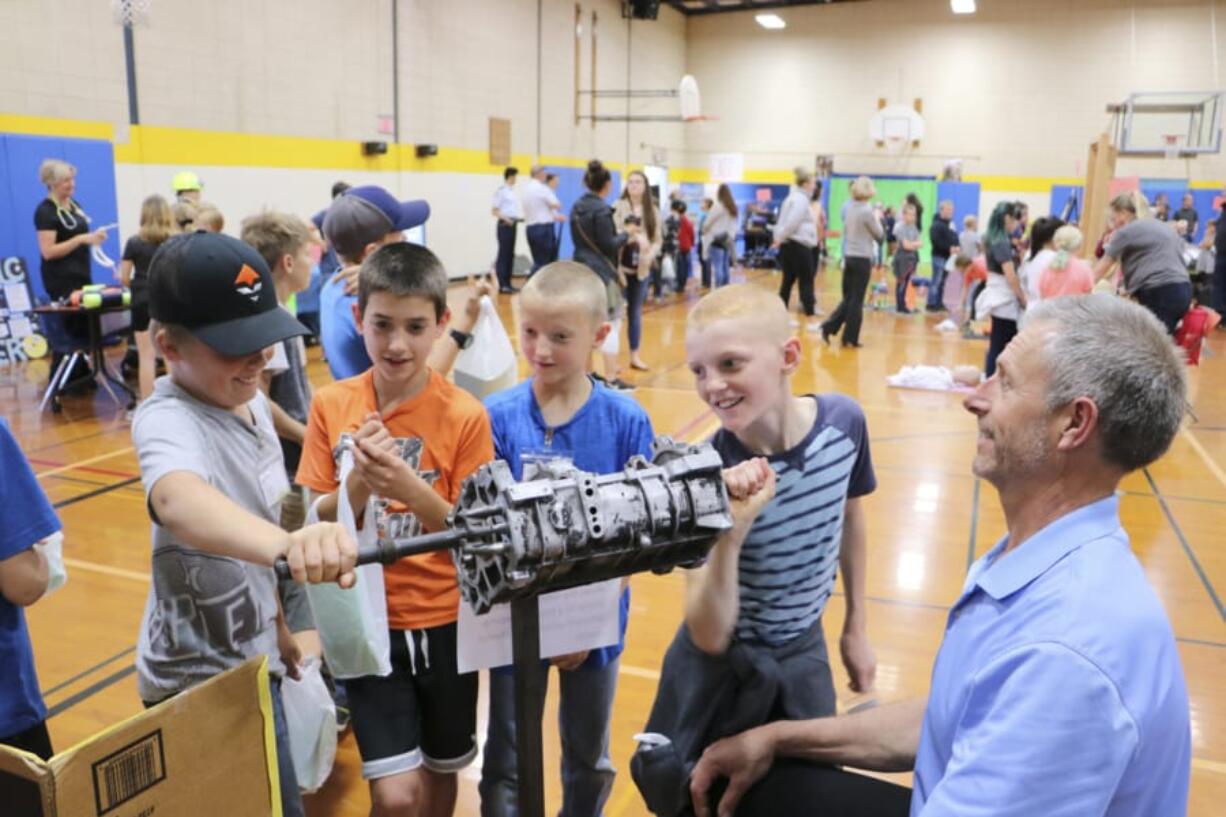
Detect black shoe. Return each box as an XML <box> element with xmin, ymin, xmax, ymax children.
<box><xmin>842</xmin><ymin>340</ymin><xmax>863</xmax><ymax>348</ymax></box>
<box><xmin>896</xmin><ymin>307</ymin><xmax>913</xmax><ymax>315</ymax></box>
<box><xmin>609</xmin><ymin>378</ymin><xmax>637</xmax><ymax>392</ymax></box>
<box><xmin>819</xmin><ymin>325</ymin><xmax>833</xmax><ymax>346</ymax></box>
<box><xmin>499</xmin><ymin>286</ymin><xmax>520</xmax><ymax>295</ymax></box>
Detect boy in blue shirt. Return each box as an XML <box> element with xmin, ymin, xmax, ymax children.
<box><xmin>480</xmin><ymin>261</ymin><xmax>655</xmax><ymax>817</ymax></box>
<box><xmin>0</xmin><ymin>418</ymin><xmax>62</xmax><ymax>760</ymax></box>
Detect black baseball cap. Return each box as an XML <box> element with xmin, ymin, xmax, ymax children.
<box><xmin>148</xmin><ymin>231</ymin><xmax>308</xmax><ymax>357</ymax></box>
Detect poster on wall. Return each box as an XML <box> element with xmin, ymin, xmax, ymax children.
<box><xmin>0</xmin><ymin>257</ymin><xmax>48</xmax><ymax>365</ymax></box>
<box><xmin>709</xmin><ymin>153</ymin><xmax>744</xmax><ymax>184</ymax></box>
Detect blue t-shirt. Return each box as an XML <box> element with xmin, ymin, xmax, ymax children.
<box><xmin>318</xmin><ymin>274</ymin><xmax>371</xmax><ymax>380</ymax></box>
<box><xmin>484</xmin><ymin>377</ymin><xmax>655</xmax><ymax>669</ymax></box>
<box><xmin>711</xmin><ymin>393</ymin><xmax>875</xmax><ymax>647</ymax></box>
<box><xmin>0</xmin><ymin>419</ymin><xmax>61</xmax><ymax>737</ymax></box>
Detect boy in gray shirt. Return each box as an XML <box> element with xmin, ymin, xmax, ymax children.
<box><xmin>132</xmin><ymin>231</ymin><xmax>357</xmax><ymax>817</ymax></box>
<box><xmin>892</xmin><ymin>203</ymin><xmax>922</xmax><ymax>313</ymax></box>
<box><xmin>959</xmin><ymin>214</ymin><xmax>982</xmax><ymax>259</ymax></box>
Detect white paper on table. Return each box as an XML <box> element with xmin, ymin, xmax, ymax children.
<box><xmin>3</xmin><ymin>284</ymin><xmax>31</xmax><ymax>312</ymax></box>
<box><xmin>8</xmin><ymin>316</ymin><xmax>32</xmax><ymax>338</ymax></box>
<box><xmin>457</xmin><ymin>578</ymin><xmax>621</xmax><ymax>674</ymax></box>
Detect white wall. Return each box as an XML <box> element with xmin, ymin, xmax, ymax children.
<box><xmin>682</xmin><ymin>0</ymin><xmax>1226</xmax><ymax>182</ymax></box>
<box><xmin>2</xmin><ymin>0</ymin><xmax>689</xmax><ymax>276</ymax></box>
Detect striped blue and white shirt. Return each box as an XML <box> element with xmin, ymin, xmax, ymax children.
<box><xmin>711</xmin><ymin>394</ymin><xmax>875</xmax><ymax>646</ymax></box>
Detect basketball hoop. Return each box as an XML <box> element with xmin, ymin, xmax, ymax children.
<box><xmin>885</xmin><ymin>136</ymin><xmax>908</xmax><ymax>156</ymax></box>
<box><xmin>111</xmin><ymin>0</ymin><xmax>152</xmax><ymax>27</ymax></box>
<box><xmin>1162</xmin><ymin>134</ymin><xmax>1184</xmax><ymax>160</ymax></box>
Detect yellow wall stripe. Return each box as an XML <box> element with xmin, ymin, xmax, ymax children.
<box><xmin>5</xmin><ymin>114</ymin><xmax>1223</xmax><ymax>193</ymax></box>
<box><xmin>0</xmin><ymin>113</ymin><xmax>114</xmax><ymax>141</ymax></box>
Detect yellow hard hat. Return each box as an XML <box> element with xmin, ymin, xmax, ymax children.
<box><xmin>172</xmin><ymin>171</ymin><xmax>202</xmax><ymax>192</ymax></box>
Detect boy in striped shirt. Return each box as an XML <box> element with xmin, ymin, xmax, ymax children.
<box><xmin>636</xmin><ymin>284</ymin><xmax>876</xmax><ymax>808</ymax></box>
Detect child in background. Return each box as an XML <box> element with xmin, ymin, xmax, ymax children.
<box><xmin>297</xmin><ymin>242</ymin><xmax>494</xmax><ymax>817</ymax></box>
<box><xmin>674</xmin><ymin>199</ymin><xmax>696</xmax><ymax>295</ymax></box>
<box><xmin>953</xmin><ymin>253</ymin><xmax>988</xmax><ymax>328</ymax></box>
<box><xmin>480</xmin><ymin>261</ymin><xmax>655</xmax><ymax>817</ymax></box>
<box><xmin>133</xmin><ymin>231</ymin><xmax>357</xmax><ymax>817</ymax></box>
<box><xmin>959</xmin><ymin>213</ymin><xmax>982</xmax><ymax>259</ymax></box>
<box><xmin>196</xmin><ymin>204</ymin><xmax>225</xmax><ymax>233</ymax></box>
<box><xmin>119</xmin><ymin>194</ymin><xmax>176</xmax><ymax>401</ymax></box>
<box><xmin>0</xmin><ymin>419</ymin><xmax>62</xmax><ymax>761</ymax></box>
<box><xmin>892</xmin><ymin>203</ymin><xmax>922</xmax><ymax>313</ymax></box>
<box><xmin>1038</xmin><ymin>226</ymin><xmax>1094</xmax><ymax>300</ymax></box>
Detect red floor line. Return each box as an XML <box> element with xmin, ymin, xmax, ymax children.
<box><xmin>28</xmin><ymin>458</ymin><xmax>140</xmax><ymax>480</ymax></box>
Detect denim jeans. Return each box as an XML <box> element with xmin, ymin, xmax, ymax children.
<box><xmin>623</xmin><ymin>275</ymin><xmax>645</xmax><ymax>351</ymax></box>
<box><xmin>675</xmin><ymin>249</ymin><xmax>692</xmax><ymax>292</ymax></box>
<box><xmin>480</xmin><ymin>660</ymin><xmax>620</xmax><ymax>817</ymax></box>
<box><xmin>710</xmin><ymin>245</ymin><xmax>730</xmax><ymax>287</ymax></box>
<box><xmin>526</xmin><ymin>223</ymin><xmax>555</xmax><ymax>275</ymax></box>
<box><xmin>495</xmin><ymin>222</ymin><xmax>517</xmax><ymax>289</ymax></box>
<box><xmin>927</xmin><ymin>255</ymin><xmax>949</xmax><ymax>307</ymax></box>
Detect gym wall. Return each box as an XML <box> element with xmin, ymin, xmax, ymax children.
<box><xmin>683</xmin><ymin>0</ymin><xmax>1226</xmax><ymax>196</ymax></box>
<box><xmin>0</xmin><ymin>0</ymin><xmax>687</xmax><ymax>277</ymax></box>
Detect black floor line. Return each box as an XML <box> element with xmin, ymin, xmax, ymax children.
<box><xmin>1143</xmin><ymin>468</ymin><xmax>1225</xmax><ymax>621</ymax></box>
<box><xmin>42</xmin><ymin>646</ymin><xmax>136</xmax><ymax>698</ymax></box>
<box><xmin>53</xmin><ymin>475</ymin><xmax>143</xmax><ymax>509</ymax></box>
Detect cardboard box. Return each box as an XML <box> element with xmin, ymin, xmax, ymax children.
<box><xmin>0</xmin><ymin>658</ymin><xmax>280</xmax><ymax>817</ymax></box>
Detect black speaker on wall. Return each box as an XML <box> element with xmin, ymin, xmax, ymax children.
<box><xmin>623</xmin><ymin>0</ymin><xmax>659</xmax><ymax>20</ymax></box>
<box><xmin>362</xmin><ymin>141</ymin><xmax>389</xmax><ymax>156</ymax></box>
<box><xmin>415</xmin><ymin>144</ymin><xmax>438</xmax><ymax>158</ymax></box>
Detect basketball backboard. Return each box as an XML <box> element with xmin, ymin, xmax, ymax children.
<box><xmin>1108</xmin><ymin>92</ymin><xmax>1222</xmax><ymax>156</ymax></box>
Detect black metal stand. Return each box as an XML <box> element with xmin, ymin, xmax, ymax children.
<box><xmin>511</xmin><ymin>596</ymin><xmax>547</xmax><ymax>817</ymax></box>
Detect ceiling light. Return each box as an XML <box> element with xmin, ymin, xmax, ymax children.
<box><xmin>951</xmin><ymin>0</ymin><xmax>976</xmax><ymax>13</ymax></box>
<box><xmin>755</xmin><ymin>13</ymin><xmax>786</xmax><ymax>29</ymax></box>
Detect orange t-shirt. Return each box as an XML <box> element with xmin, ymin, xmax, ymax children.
<box><xmin>296</xmin><ymin>369</ymin><xmax>494</xmax><ymax>630</ymax></box>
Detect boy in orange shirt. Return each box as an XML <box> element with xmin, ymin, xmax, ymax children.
<box><xmin>297</xmin><ymin>242</ymin><xmax>494</xmax><ymax>817</ymax></box>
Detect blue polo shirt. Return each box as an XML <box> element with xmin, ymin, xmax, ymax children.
<box><xmin>484</xmin><ymin>377</ymin><xmax>655</xmax><ymax>669</ymax></box>
<box><xmin>318</xmin><ymin>274</ymin><xmax>372</xmax><ymax>380</ymax></box>
<box><xmin>0</xmin><ymin>419</ymin><xmax>60</xmax><ymax>738</ymax></box>
<box><xmin>912</xmin><ymin>495</ymin><xmax>1190</xmax><ymax>816</ymax></box>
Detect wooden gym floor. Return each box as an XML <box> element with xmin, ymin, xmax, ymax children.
<box><xmin>7</xmin><ymin>268</ymin><xmax>1224</xmax><ymax>816</ymax></box>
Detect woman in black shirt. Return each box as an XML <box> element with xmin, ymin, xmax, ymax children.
<box><xmin>34</xmin><ymin>159</ymin><xmax>107</xmax><ymax>301</ymax></box>
<box><xmin>33</xmin><ymin>159</ymin><xmax>109</xmax><ymax>382</ymax></box>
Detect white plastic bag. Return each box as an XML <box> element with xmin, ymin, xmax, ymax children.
<box><xmin>35</xmin><ymin>531</ymin><xmax>67</xmax><ymax>596</ymax></box>
<box><xmin>304</xmin><ymin>447</ymin><xmax>392</xmax><ymax>679</ymax></box>
<box><xmin>453</xmin><ymin>295</ymin><xmax>518</xmax><ymax>399</ymax></box>
<box><xmin>280</xmin><ymin>657</ymin><xmax>337</xmax><ymax>794</ymax></box>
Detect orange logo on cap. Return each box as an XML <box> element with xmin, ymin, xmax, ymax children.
<box><xmin>233</xmin><ymin>263</ymin><xmax>263</xmax><ymax>302</ymax></box>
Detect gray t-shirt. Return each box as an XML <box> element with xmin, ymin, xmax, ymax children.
<box><xmin>959</xmin><ymin>229</ymin><xmax>982</xmax><ymax>258</ymax></box>
<box><xmin>1105</xmin><ymin>218</ymin><xmax>1191</xmax><ymax>293</ymax></box>
<box><xmin>893</xmin><ymin>222</ymin><xmax>921</xmax><ymax>261</ymax></box>
<box><xmin>133</xmin><ymin>377</ymin><xmax>288</xmax><ymax>703</ymax></box>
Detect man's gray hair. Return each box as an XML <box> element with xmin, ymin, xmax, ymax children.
<box><xmin>1022</xmin><ymin>295</ymin><xmax>1186</xmax><ymax>473</ymax></box>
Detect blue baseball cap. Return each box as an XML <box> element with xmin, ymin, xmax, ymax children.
<box><xmin>322</xmin><ymin>185</ymin><xmax>430</xmax><ymax>260</ymax></box>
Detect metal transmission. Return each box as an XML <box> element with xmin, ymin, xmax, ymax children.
<box><xmin>275</xmin><ymin>437</ymin><xmax>734</xmax><ymax>607</ymax></box>
<box><xmin>448</xmin><ymin>437</ymin><xmax>732</xmax><ymax>613</ymax></box>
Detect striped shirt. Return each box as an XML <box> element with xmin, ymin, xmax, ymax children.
<box><xmin>711</xmin><ymin>394</ymin><xmax>875</xmax><ymax>646</ymax></box>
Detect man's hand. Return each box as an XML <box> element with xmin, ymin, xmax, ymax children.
<box><xmin>689</xmin><ymin>725</ymin><xmax>777</xmax><ymax>817</ymax></box>
<box><xmin>722</xmin><ymin>458</ymin><xmax>776</xmax><ymax>531</ymax></box>
<box><xmin>840</xmin><ymin>628</ymin><xmax>877</xmax><ymax>693</ymax></box>
<box><xmin>551</xmin><ymin>650</ymin><xmax>589</xmax><ymax>671</ymax></box>
<box><xmin>332</xmin><ymin>263</ymin><xmax>362</xmax><ymax>296</ymax></box>
<box><xmin>283</xmin><ymin>522</ymin><xmax>358</xmax><ymax>588</ymax></box>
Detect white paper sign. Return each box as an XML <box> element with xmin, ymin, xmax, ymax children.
<box><xmin>709</xmin><ymin>152</ymin><xmax>744</xmax><ymax>184</ymax></box>
<box><xmin>3</xmin><ymin>284</ymin><xmax>31</xmax><ymax>313</ymax></box>
<box><xmin>457</xmin><ymin>578</ymin><xmax>622</xmax><ymax>673</ymax></box>
<box><xmin>8</xmin><ymin>316</ymin><xmax>32</xmax><ymax>338</ymax></box>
